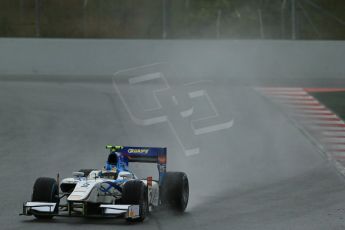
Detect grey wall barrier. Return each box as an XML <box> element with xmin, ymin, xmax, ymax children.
<box><xmin>0</xmin><ymin>38</ymin><xmax>344</xmax><ymax>81</ymax></box>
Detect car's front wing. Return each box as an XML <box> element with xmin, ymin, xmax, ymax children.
<box><xmin>20</xmin><ymin>202</ymin><xmax>140</xmax><ymax>219</ymax></box>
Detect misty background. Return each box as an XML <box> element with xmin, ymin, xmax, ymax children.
<box><xmin>0</xmin><ymin>0</ymin><xmax>345</xmax><ymax>40</ymax></box>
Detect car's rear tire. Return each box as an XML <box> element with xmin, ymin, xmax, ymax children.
<box><xmin>160</xmin><ymin>172</ymin><xmax>189</xmax><ymax>212</ymax></box>
<box><xmin>31</xmin><ymin>177</ymin><xmax>59</xmax><ymax>219</ymax></box>
<box><xmin>122</xmin><ymin>180</ymin><xmax>148</xmax><ymax>222</ymax></box>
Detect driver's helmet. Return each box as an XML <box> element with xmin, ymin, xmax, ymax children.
<box><xmin>105</xmin><ymin>145</ymin><xmax>123</xmax><ymax>171</ymax></box>
<box><xmin>107</xmin><ymin>152</ymin><xmax>118</xmax><ymax>165</ymax></box>
<box><xmin>105</xmin><ymin>152</ymin><xmax>118</xmax><ymax>171</ymax></box>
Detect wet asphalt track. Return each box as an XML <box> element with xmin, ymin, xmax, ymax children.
<box><xmin>1</xmin><ymin>76</ymin><xmax>345</xmax><ymax>230</ymax></box>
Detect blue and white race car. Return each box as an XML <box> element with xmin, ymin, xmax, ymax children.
<box><xmin>21</xmin><ymin>145</ymin><xmax>189</xmax><ymax>222</ymax></box>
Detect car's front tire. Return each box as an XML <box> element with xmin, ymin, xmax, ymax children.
<box><xmin>31</xmin><ymin>177</ymin><xmax>59</xmax><ymax>219</ymax></box>
<box><xmin>122</xmin><ymin>180</ymin><xmax>148</xmax><ymax>222</ymax></box>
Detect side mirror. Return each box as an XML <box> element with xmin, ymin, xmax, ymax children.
<box><xmin>72</xmin><ymin>171</ymin><xmax>85</xmax><ymax>177</ymax></box>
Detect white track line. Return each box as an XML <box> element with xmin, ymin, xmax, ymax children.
<box><xmin>327</xmin><ymin>144</ymin><xmax>345</xmax><ymax>149</ymax></box>
<box><xmin>268</xmin><ymin>95</ymin><xmax>314</xmax><ymax>100</ymax></box>
<box><xmin>322</xmin><ymin>131</ymin><xmax>345</xmax><ymax>137</ymax></box>
<box><xmin>257</xmin><ymin>87</ymin><xmax>304</xmax><ymax>91</ymax></box>
<box><xmin>310</xmin><ymin>126</ymin><xmax>345</xmax><ymax>131</ymax></box>
<box><xmin>300</xmin><ymin>120</ymin><xmax>345</xmax><ymax>125</ymax></box>
<box><xmin>322</xmin><ymin>137</ymin><xmax>345</xmax><ymax>143</ymax></box>
<box><xmin>278</xmin><ymin>101</ymin><xmax>321</xmax><ymax>105</ymax></box>
<box><xmin>263</xmin><ymin>91</ymin><xmax>308</xmax><ymax>96</ymax></box>
<box><xmin>295</xmin><ymin>109</ymin><xmax>332</xmax><ymax>114</ymax></box>
<box><xmin>292</xmin><ymin>114</ymin><xmax>338</xmax><ymax>119</ymax></box>
<box><xmin>285</xmin><ymin>104</ymin><xmax>326</xmax><ymax>109</ymax></box>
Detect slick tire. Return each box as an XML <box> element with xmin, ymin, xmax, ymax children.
<box><xmin>122</xmin><ymin>180</ymin><xmax>148</xmax><ymax>222</ymax></box>
<box><xmin>160</xmin><ymin>172</ymin><xmax>189</xmax><ymax>212</ymax></box>
<box><xmin>31</xmin><ymin>177</ymin><xmax>59</xmax><ymax>219</ymax></box>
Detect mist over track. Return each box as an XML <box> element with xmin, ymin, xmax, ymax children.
<box><xmin>1</xmin><ymin>39</ymin><xmax>345</xmax><ymax>229</ymax></box>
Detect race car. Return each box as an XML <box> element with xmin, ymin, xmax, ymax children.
<box><xmin>20</xmin><ymin>145</ymin><xmax>189</xmax><ymax>222</ymax></box>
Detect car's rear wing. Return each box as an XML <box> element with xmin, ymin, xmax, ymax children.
<box><xmin>106</xmin><ymin>145</ymin><xmax>167</xmax><ymax>184</ymax></box>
